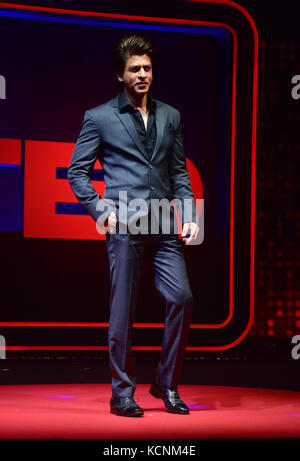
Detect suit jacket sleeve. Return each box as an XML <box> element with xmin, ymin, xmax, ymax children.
<box><xmin>169</xmin><ymin>113</ymin><xmax>197</xmax><ymax>225</ymax></box>
<box><xmin>67</xmin><ymin>110</ymin><xmax>114</xmax><ymax>226</ymax></box>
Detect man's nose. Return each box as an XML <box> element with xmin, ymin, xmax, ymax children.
<box><xmin>139</xmin><ymin>67</ymin><xmax>146</xmax><ymax>78</ymax></box>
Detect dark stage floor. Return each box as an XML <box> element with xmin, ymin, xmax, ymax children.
<box><xmin>0</xmin><ymin>338</ymin><xmax>299</xmax><ymax>390</ymax></box>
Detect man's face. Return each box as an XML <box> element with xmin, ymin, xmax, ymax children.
<box><xmin>117</xmin><ymin>54</ymin><xmax>153</xmax><ymax>98</ymax></box>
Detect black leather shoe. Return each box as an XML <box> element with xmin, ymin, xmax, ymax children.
<box><xmin>110</xmin><ymin>397</ymin><xmax>144</xmax><ymax>417</ymax></box>
<box><xmin>149</xmin><ymin>381</ymin><xmax>189</xmax><ymax>414</ymax></box>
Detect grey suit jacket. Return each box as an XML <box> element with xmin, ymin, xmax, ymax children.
<box><xmin>67</xmin><ymin>92</ymin><xmax>197</xmax><ymax>233</ymax></box>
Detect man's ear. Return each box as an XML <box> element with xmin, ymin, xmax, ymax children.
<box><xmin>117</xmin><ymin>74</ymin><xmax>123</xmax><ymax>82</ymax></box>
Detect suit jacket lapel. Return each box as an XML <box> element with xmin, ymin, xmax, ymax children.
<box><xmin>150</xmin><ymin>102</ymin><xmax>164</xmax><ymax>163</ymax></box>
<box><xmin>114</xmin><ymin>109</ymin><xmax>148</xmax><ymax>161</ymax></box>
<box><xmin>113</xmin><ymin>96</ymin><xmax>164</xmax><ymax>163</ymax></box>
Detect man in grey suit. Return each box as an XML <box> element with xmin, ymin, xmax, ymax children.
<box><xmin>68</xmin><ymin>35</ymin><xmax>199</xmax><ymax>417</ymax></box>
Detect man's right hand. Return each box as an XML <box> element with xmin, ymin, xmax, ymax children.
<box><xmin>104</xmin><ymin>211</ymin><xmax>117</xmax><ymax>234</ymax></box>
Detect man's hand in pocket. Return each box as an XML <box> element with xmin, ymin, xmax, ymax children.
<box><xmin>106</xmin><ymin>211</ymin><xmax>117</xmax><ymax>234</ymax></box>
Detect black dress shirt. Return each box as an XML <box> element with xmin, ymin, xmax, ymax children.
<box><xmin>118</xmin><ymin>89</ymin><xmax>157</xmax><ymax>162</ymax></box>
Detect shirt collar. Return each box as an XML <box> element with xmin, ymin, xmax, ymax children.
<box><xmin>118</xmin><ymin>88</ymin><xmax>156</xmax><ymax>113</ymax></box>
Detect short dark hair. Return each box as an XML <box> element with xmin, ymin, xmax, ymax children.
<box><xmin>113</xmin><ymin>34</ymin><xmax>155</xmax><ymax>76</ymax></box>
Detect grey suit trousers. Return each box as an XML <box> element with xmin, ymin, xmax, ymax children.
<box><xmin>106</xmin><ymin>225</ymin><xmax>193</xmax><ymax>398</ymax></box>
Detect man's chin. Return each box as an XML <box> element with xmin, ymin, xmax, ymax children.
<box><xmin>132</xmin><ymin>87</ymin><xmax>149</xmax><ymax>97</ymax></box>
<box><xmin>125</xmin><ymin>84</ymin><xmax>150</xmax><ymax>99</ymax></box>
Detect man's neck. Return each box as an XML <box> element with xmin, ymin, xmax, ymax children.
<box><xmin>124</xmin><ymin>87</ymin><xmax>148</xmax><ymax>113</ymax></box>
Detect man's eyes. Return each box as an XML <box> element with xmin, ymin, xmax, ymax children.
<box><xmin>130</xmin><ymin>66</ymin><xmax>151</xmax><ymax>72</ymax></box>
